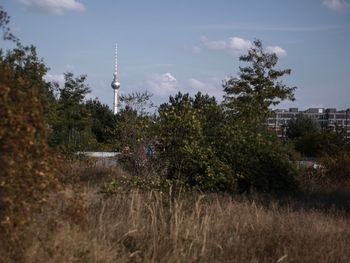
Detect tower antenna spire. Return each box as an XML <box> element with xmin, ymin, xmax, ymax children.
<box><xmin>115</xmin><ymin>43</ymin><xmax>118</xmax><ymax>76</ymax></box>
<box><xmin>111</xmin><ymin>43</ymin><xmax>120</xmax><ymax>114</ymax></box>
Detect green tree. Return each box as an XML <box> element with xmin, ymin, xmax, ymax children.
<box><xmin>316</xmin><ymin>129</ymin><xmax>349</xmax><ymax>156</ymax></box>
<box><xmin>302</xmin><ymin>129</ymin><xmax>349</xmax><ymax>158</ymax></box>
<box><xmin>223</xmin><ymin>39</ymin><xmax>296</xmax><ymax>122</ymax></box>
<box><xmin>86</xmin><ymin>98</ymin><xmax>117</xmax><ymax>149</ymax></box>
<box><xmin>286</xmin><ymin>113</ymin><xmax>322</xmax><ymax>157</ymax></box>
<box><xmin>120</xmin><ymin>90</ymin><xmax>155</xmax><ymax>116</ymax></box>
<box><xmin>49</xmin><ymin>72</ymin><xmax>96</xmax><ymax>151</ymax></box>
<box><xmin>115</xmin><ymin>91</ymin><xmax>155</xmax><ymax>151</ymax></box>
<box><xmin>299</xmin><ymin>129</ymin><xmax>350</xmax><ymax>186</ymax></box>
<box><xmin>115</xmin><ymin>92</ymin><xmax>156</xmax><ymax>174</ymax></box>
<box><xmin>286</xmin><ymin>113</ymin><xmax>321</xmax><ymax>139</ymax></box>
<box><xmin>156</xmin><ymin>92</ymin><xmax>232</xmax><ymax>191</ymax></box>
<box><xmin>222</xmin><ymin>39</ymin><xmax>298</xmax><ymax>193</ymax></box>
<box><xmin>0</xmin><ymin>5</ymin><xmax>19</xmax><ymax>43</ymax></box>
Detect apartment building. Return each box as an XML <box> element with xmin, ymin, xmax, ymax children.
<box><xmin>267</xmin><ymin>108</ymin><xmax>350</xmax><ymax>138</ymax></box>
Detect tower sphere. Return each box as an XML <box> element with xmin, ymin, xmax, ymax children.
<box><xmin>111</xmin><ymin>43</ymin><xmax>120</xmax><ymax>115</ymax></box>
<box><xmin>111</xmin><ymin>78</ymin><xmax>120</xmax><ymax>90</ymax></box>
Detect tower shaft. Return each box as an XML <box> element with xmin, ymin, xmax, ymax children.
<box><xmin>113</xmin><ymin>89</ymin><xmax>118</xmax><ymax>115</ymax></box>
<box><xmin>111</xmin><ymin>43</ymin><xmax>120</xmax><ymax>114</ymax></box>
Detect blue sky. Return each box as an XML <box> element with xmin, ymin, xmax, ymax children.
<box><xmin>2</xmin><ymin>0</ymin><xmax>350</xmax><ymax>110</ymax></box>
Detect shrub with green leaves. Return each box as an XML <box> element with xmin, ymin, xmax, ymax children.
<box><xmin>156</xmin><ymin>92</ymin><xmax>233</xmax><ymax>192</ymax></box>
<box><xmin>155</xmin><ymin>40</ymin><xmax>298</xmax><ymax>194</ymax></box>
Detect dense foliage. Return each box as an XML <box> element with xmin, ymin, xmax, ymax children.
<box><xmin>156</xmin><ymin>92</ymin><xmax>231</xmax><ymax>191</ymax></box>
<box><xmin>0</xmin><ymin>46</ymin><xmax>59</xmax><ymax>239</ymax></box>
<box><xmin>0</xmin><ymin>8</ymin><xmax>58</xmax><ymax>258</ymax></box>
<box><xmin>48</xmin><ymin>73</ymin><xmax>97</xmax><ymax>151</ymax></box>
<box><xmin>285</xmin><ymin>113</ymin><xmax>322</xmax><ymax>157</ymax></box>
<box><xmin>2</xmin><ymin>5</ymin><xmax>350</xmax><ymax>262</ymax></box>
<box><xmin>86</xmin><ymin>98</ymin><xmax>117</xmax><ymax>147</ymax></box>
<box><xmin>286</xmin><ymin>113</ymin><xmax>321</xmax><ymax>139</ymax></box>
<box><xmin>223</xmin><ymin>39</ymin><xmax>296</xmax><ymax>121</ymax></box>
<box><xmin>154</xmin><ymin>40</ymin><xmax>299</xmax><ymax>193</ymax></box>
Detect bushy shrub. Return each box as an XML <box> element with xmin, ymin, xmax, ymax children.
<box><xmin>221</xmin><ymin>125</ymin><xmax>298</xmax><ymax>194</ymax></box>
<box><xmin>0</xmin><ymin>46</ymin><xmax>59</xmax><ymax>259</ymax></box>
<box><xmin>155</xmin><ymin>92</ymin><xmax>298</xmax><ymax>194</ymax></box>
<box><xmin>244</xmin><ymin>136</ymin><xmax>297</xmax><ymax>193</ymax></box>
<box><xmin>321</xmin><ymin>151</ymin><xmax>350</xmax><ymax>183</ymax></box>
<box><xmin>286</xmin><ymin>113</ymin><xmax>321</xmax><ymax>139</ymax></box>
<box><xmin>155</xmin><ymin>92</ymin><xmax>233</xmax><ymax>192</ymax></box>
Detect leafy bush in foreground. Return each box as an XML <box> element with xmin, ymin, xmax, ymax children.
<box><xmin>0</xmin><ymin>9</ymin><xmax>59</xmax><ymax>259</ymax></box>
<box><xmin>0</xmin><ymin>46</ymin><xmax>59</xmax><ymax>259</ymax></box>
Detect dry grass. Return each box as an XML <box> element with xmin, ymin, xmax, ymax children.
<box><xmin>21</xmin><ymin>182</ymin><xmax>350</xmax><ymax>263</ymax></box>
<box><xmin>2</xmin><ymin>161</ymin><xmax>347</xmax><ymax>262</ymax></box>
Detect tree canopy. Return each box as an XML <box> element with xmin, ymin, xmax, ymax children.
<box><xmin>223</xmin><ymin>39</ymin><xmax>296</xmax><ymax>122</ymax></box>
<box><xmin>286</xmin><ymin>113</ymin><xmax>321</xmax><ymax>139</ymax></box>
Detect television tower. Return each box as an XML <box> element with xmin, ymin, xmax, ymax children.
<box><xmin>111</xmin><ymin>43</ymin><xmax>120</xmax><ymax>114</ymax></box>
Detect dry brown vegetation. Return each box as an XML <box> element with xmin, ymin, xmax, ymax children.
<box><xmin>14</xmin><ymin>162</ymin><xmax>350</xmax><ymax>263</ymax></box>
<box><xmin>2</xmin><ymin>6</ymin><xmax>350</xmax><ymax>262</ymax></box>
<box><xmin>0</xmin><ymin>47</ymin><xmax>60</xmax><ymax>260</ymax></box>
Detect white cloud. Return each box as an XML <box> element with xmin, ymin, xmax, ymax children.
<box><xmin>200</xmin><ymin>36</ymin><xmax>252</xmax><ymax>53</ymax></box>
<box><xmin>228</xmin><ymin>37</ymin><xmax>252</xmax><ymax>50</ymax></box>
<box><xmin>143</xmin><ymin>74</ymin><xmax>224</xmax><ymax>100</ymax></box>
<box><xmin>199</xmin><ymin>36</ymin><xmax>287</xmax><ymax>57</ymax></box>
<box><xmin>323</xmin><ymin>0</ymin><xmax>350</xmax><ymax>11</ymax></box>
<box><xmin>44</xmin><ymin>73</ymin><xmax>64</xmax><ymax>83</ymax></box>
<box><xmin>145</xmin><ymin>73</ymin><xmax>178</xmax><ymax>96</ymax></box>
<box><xmin>192</xmin><ymin>46</ymin><xmax>201</xmax><ymax>54</ymax></box>
<box><xmin>266</xmin><ymin>46</ymin><xmax>287</xmax><ymax>57</ymax></box>
<box><xmin>201</xmin><ymin>36</ymin><xmax>227</xmax><ymax>50</ymax></box>
<box><xmin>188</xmin><ymin>78</ymin><xmax>206</xmax><ymax>90</ymax></box>
<box><xmin>160</xmin><ymin>72</ymin><xmax>177</xmax><ymax>82</ymax></box>
<box><xmin>17</xmin><ymin>0</ymin><xmax>86</xmax><ymax>15</ymax></box>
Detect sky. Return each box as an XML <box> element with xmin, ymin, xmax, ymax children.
<box><xmin>1</xmin><ymin>0</ymin><xmax>350</xmax><ymax>110</ymax></box>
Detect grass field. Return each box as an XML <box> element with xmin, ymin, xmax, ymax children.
<box><xmin>20</xmin><ymin>163</ymin><xmax>350</xmax><ymax>263</ymax></box>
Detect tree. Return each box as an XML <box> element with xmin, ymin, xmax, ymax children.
<box><xmin>114</xmin><ymin>92</ymin><xmax>156</xmax><ymax>174</ymax></box>
<box><xmin>223</xmin><ymin>39</ymin><xmax>296</xmax><ymax>122</ymax></box>
<box><xmin>193</xmin><ymin>92</ymin><xmax>226</xmax><ymax>143</ymax></box>
<box><xmin>298</xmin><ymin>129</ymin><xmax>349</xmax><ymax>158</ymax></box>
<box><xmin>120</xmin><ymin>91</ymin><xmax>155</xmax><ymax>116</ymax></box>
<box><xmin>286</xmin><ymin>113</ymin><xmax>321</xmax><ymax>139</ymax></box>
<box><xmin>2</xmin><ymin>43</ymin><xmax>55</xmax><ymax>123</ymax></box>
<box><xmin>154</xmin><ymin>40</ymin><xmax>299</xmax><ymax>194</ymax></box>
<box><xmin>0</xmin><ymin>5</ymin><xmax>19</xmax><ymax>43</ymax></box>
<box><xmin>49</xmin><ymin>72</ymin><xmax>96</xmax><ymax>151</ymax></box>
<box><xmin>115</xmin><ymin>91</ymin><xmax>155</xmax><ymax>151</ymax></box>
<box><xmin>156</xmin><ymin>92</ymin><xmax>232</xmax><ymax>191</ymax></box>
<box><xmin>86</xmin><ymin>98</ymin><xmax>117</xmax><ymax>148</ymax></box>
<box><xmin>222</xmin><ymin>39</ymin><xmax>298</xmax><ymax>193</ymax></box>
<box><xmin>2</xmin><ymin>5</ymin><xmax>58</xmax><ymax>132</ymax></box>
<box><xmin>285</xmin><ymin>113</ymin><xmax>322</xmax><ymax>157</ymax></box>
